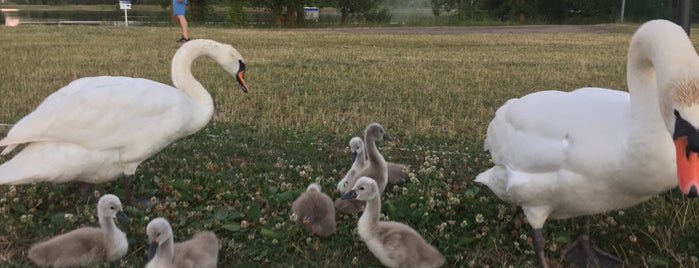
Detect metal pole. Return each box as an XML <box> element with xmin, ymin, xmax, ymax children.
<box><xmin>620</xmin><ymin>0</ymin><xmax>625</xmax><ymax>22</ymax></box>
<box><xmin>677</xmin><ymin>0</ymin><xmax>691</xmax><ymax>35</ymax></box>
<box><xmin>124</xmin><ymin>9</ymin><xmax>128</xmax><ymax>27</ymax></box>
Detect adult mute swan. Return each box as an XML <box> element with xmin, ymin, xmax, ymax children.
<box><xmin>476</xmin><ymin>19</ymin><xmax>699</xmax><ymax>268</ymax></box>
<box><xmin>0</xmin><ymin>39</ymin><xmax>249</xmax><ymax>205</ymax></box>
<box><xmin>28</xmin><ymin>194</ymin><xmax>130</xmax><ymax>267</ymax></box>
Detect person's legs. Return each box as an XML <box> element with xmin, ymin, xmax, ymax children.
<box><xmin>172</xmin><ymin>0</ymin><xmax>189</xmax><ymax>42</ymax></box>
<box><xmin>176</xmin><ymin>15</ymin><xmax>188</xmax><ymax>40</ymax></box>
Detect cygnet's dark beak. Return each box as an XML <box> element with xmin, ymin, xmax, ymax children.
<box><xmin>341</xmin><ymin>190</ymin><xmax>358</xmax><ymax>200</ymax></box>
<box><xmin>148</xmin><ymin>242</ymin><xmax>159</xmax><ymax>260</ymax></box>
<box><xmin>350</xmin><ymin>151</ymin><xmax>358</xmax><ymax>164</ymax></box>
<box><xmin>383</xmin><ymin>134</ymin><xmax>392</xmax><ymax>141</ymax></box>
<box><xmin>116</xmin><ymin>211</ymin><xmax>131</xmax><ymax>223</ymax></box>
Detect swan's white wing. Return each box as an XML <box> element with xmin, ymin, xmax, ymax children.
<box><xmin>478</xmin><ymin>88</ymin><xmax>631</xmax><ymax>207</ymax></box>
<box><xmin>0</xmin><ymin>76</ymin><xmax>198</xmax><ymax>155</ymax></box>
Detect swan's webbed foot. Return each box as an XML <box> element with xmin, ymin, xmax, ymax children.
<box><xmin>560</xmin><ymin>234</ymin><xmax>621</xmax><ymax>268</ymax></box>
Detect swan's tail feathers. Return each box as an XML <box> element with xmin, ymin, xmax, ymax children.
<box><xmin>334</xmin><ymin>198</ymin><xmax>364</xmax><ymax>214</ymax></box>
<box><xmin>0</xmin><ymin>142</ymin><xmax>116</xmax><ymax>185</ymax></box>
<box><xmin>476</xmin><ymin>166</ymin><xmax>519</xmax><ymax>205</ymax></box>
<box><xmin>0</xmin><ymin>157</ymin><xmax>43</xmax><ymax>185</ymax></box>
<box><xmin>475</xmin><ymin>168</ymin><xmax>494</xmax><ymax>184</ymax></box>
<box><xmin>387</xmin><ymin>162</ymin><xmax>409</xmax><ymax>184</ymax></box>
<box><xmin>1</xmin><ymin>144</ymin><xmax>18</xmax><ymax>155</ymax></box>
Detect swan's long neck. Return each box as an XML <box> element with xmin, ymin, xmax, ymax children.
<box><xmin>99</xmin><ymin>215</ymin><xmax>117</xmax><ymax>234</ymax></box>
<box><xmin>356</xmin><ymin>148</ymin><xmax>367</xmax><ymax>167</ymax></box>
<box><xmin>156</xmin><ymin>237</ymin><xmax>175</xmax><ymax>264</ymax></box>
<box><xmin>365</xmin><ymin>135</ymin><xmax>386</xmax><ymax>169</ymax></box>
<box><xmin>171</xmin><ymin>41</ymin><xmax>215</xmax><ymax>122</ymax></box>
<box><xmin>358</xmin><ymin>195</ymin><xmax>380</xmax><ymax>235</ymax></box>
<box><xmin>627</xmin><ymin>20</ymin><xmax>699</xmax><ymax>131</ymax></box>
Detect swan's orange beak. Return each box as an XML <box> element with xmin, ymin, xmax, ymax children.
<box><xmin>236</xmin><ymin>61</ymin><xmax>249</xmax><ymax>93</ymax></box>
<box><xmin>675</xmin><ymin>136</ymin><xmax>699</xmax><ymax>197</ymax></box>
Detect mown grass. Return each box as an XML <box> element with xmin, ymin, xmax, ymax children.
<box><xmin>1</xmin><ymin>23</ymin><xmax>699</xmax><ymax>267</ymax></box>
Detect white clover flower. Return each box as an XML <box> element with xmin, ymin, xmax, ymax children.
<box><xmin>475</xmin><ymin>213</ymin><xmax>485</xmax><ymax>223</ymax></box>
<box><xmin>64</xmin><ymin>213</ymin><xmax>74</xmax><ymax>221</ymax></box>
<box><xmin>628</xmin><ymin>235</ymin><xmax>638</xmax><ymax>243</ymax></box>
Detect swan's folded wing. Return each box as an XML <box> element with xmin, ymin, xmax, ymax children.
<box><xmin>483</xmin><ymin>88</ymin><xmax>630</xmax><ymax>194</ymax></box>
<box><xmin>0</xmin><ymin>76</ymin><xmax>193</xmax><ymax>151</ymax></box>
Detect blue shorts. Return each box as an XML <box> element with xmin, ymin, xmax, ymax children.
<box><xmin>173</xmin><ymin>0</ymin><xmax>186</xmax><ymax>15</ymax></box>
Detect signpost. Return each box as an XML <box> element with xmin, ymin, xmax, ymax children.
<box><xmin>119</xmin><ymin>0</ymin><xmax>131</xmax><ymax>26</ymax></box>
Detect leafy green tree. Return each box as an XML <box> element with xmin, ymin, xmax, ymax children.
<box><xmin>337</xmin><ymin>0</ymin><xmax>381</xmax><ymax>24</ymax></box>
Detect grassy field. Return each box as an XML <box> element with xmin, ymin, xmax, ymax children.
<box><xmin>1</xmin><ymin>23</ymin><xmax>699</xmax><ymax>267</ymax></box>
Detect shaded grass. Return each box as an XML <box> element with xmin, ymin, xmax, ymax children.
<box><xmin>1</xmin><ymin>23</ymin><xmax>699</xmax><ymax>267</ymax></box>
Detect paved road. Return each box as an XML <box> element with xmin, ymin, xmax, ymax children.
<box><xmin>309</xmin><ymin>24</ymin><xmax>612</xmax><ymax>34</ymax></box>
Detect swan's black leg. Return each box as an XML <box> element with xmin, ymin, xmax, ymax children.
<box><xmin>124</xmin><ymin>174</ymin><xmax>134</xmax><ymax>206</ymax></box>
<box><xmin>531</xmin><ymin>227</ymin><xmax>549</xmax><ymax>268</ymax></box>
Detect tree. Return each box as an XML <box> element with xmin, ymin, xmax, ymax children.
<box><xmin>337</xmin><ymin>0</ymin><xmax>381</xmax><ymax>24</ymax></box>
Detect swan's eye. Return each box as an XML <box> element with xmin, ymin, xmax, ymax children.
<box><xmin>110</xmin><ymin>206</ymin><xmax>115</xmax><ymax>210</ymax></box>
<box><xmin>359</xmin><ymin>187</ymin><xmax>365</xmax><ymax>190</ymax></box>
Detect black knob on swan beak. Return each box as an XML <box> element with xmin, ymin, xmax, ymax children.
<box><xmin>689</xmin><ymin>185</ymin><xmax>698</xmax><ymax>198</ymax></box>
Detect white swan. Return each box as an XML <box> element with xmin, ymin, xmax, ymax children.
<box><xmin>146</xmin><ymin>217</ymin><xmax>219</xmax><ymax>268</ymax></box>
<box><xmin>292</xmin><ymin>183</ymin><xmax>337</xmax><ymax>237</ymax></box>
<box><xmin>337</xmin><ymin>137</ymin><xmax>409</xmax><ymax>193</ymax></box>
<box><xmin>27</xmin><ymin>194</ymin><xmax>130</xmax><ymax>267</ymax></box>
<box><xmin>341</xmin><ymin>176</ymin><xmax>445</xmax><ymax>268</ymax></box>
<box><xmin>475</xmin><ymin>20</ymin><xmax>699</xmax><ymax>268</ymax></box>
<box><xmin>0</xmin><ymin>39</ymin><xmax>249</xmax><ymax>205</ymax></box>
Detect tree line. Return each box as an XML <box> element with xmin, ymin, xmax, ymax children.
<box><xmin>10</xmin><ymin>0</ymin><xmax>699</xmax><ymax>27</ymax></box>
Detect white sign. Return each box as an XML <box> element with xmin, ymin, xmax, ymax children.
<box><xmin>119</xmin><ymin>0</ymin><xmax>131</xmax><ymax>10</ymax></box>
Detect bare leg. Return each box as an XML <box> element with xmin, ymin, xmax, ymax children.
<box><xmin>176</xmin><ymin>15</ymin><xmax>188</xmax><ymax>39</ymax></box>
<box><xmin>531</xmin><ymin>228</ymin><xmax>549</xmax><ymax>268</ymax></box>
<box><xmin>124</xmin><ymin>174</ymin><xmax>134</xmax><ymax>206</ymax></box>
<box><xmin>78</xmin><ymin>182</ymin><xmax>97</xmax><ymax>203</ymax></box>
<box><xmin>560</xmin><ymin>217</ymin><xmax>622</xmax><ymax>268</ymax></box>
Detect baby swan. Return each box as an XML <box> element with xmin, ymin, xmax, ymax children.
<box><xmin>28</xmin><ymin>194</ymin><xmax>131</xmax><ymax>267</ymax></box>
<box><xmin>293</xmin><ymin>183</ymin><xmax>337</xmax><ymax>237</ymax></box>
<box><xmin>337</xmin><ymin>137</ymin><xmax>409</xmax><ymax>193</ymax></box>
<box><xmin>341</xmin><ymin>177</ymin><xmax>445</xmax><ymax>268</ymax></box>
<box><xmin>336</xmin><ymin>123</ymin><xmax>391</xmax><ymax>214</ymax></box>
<box><xmin>146</xmin><ymin>217</ymin><xmax>218</xmax><ymax>268</ymax></box>
<box><xmin>337</xmin><ymin>137</ymin><xmax>367</xmax><ymax>193</ymax></box>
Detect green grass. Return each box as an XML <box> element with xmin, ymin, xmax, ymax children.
<box><xmin>1</xmin><ymin>23</ymin><xmax>699</xmax><ymax>267</ymax></box>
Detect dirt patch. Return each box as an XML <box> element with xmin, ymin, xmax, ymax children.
<box><xmin>307</xmin><ymin>24</ymin><xmax>612</xmax><ymax>34</ymax></box>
